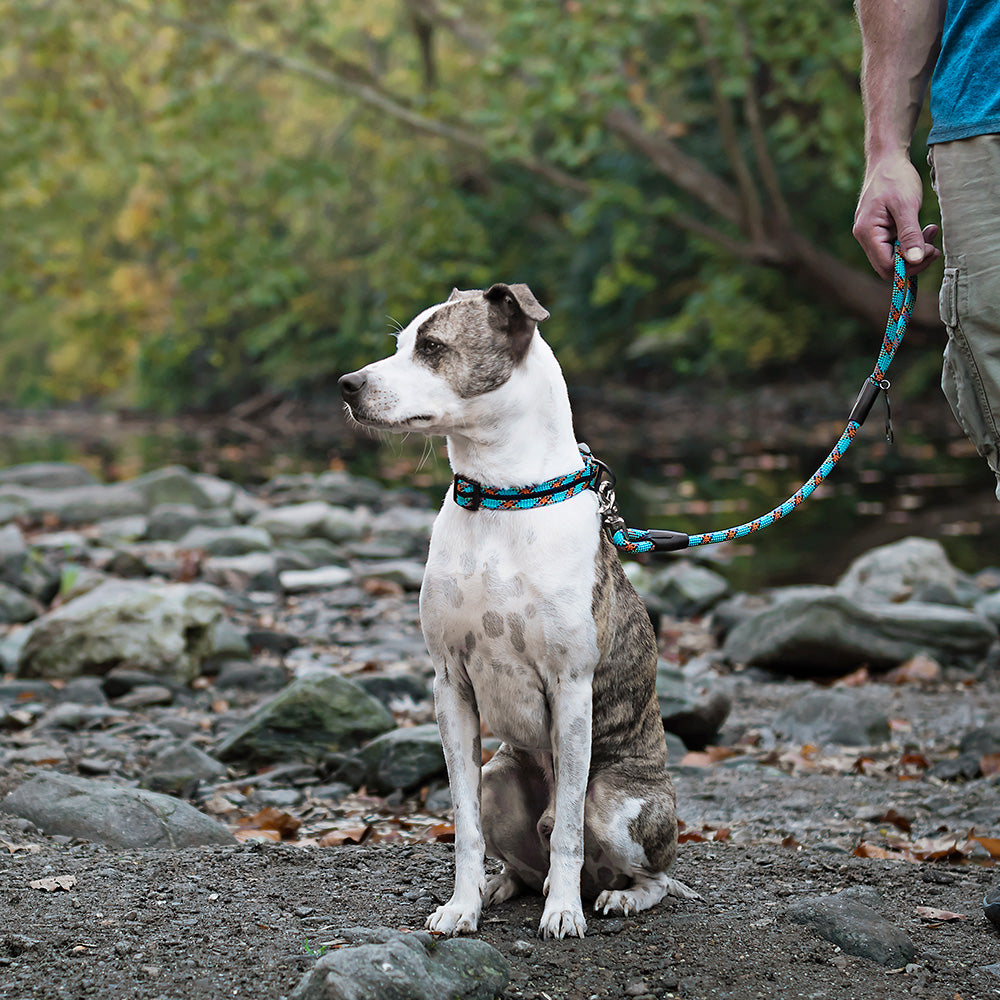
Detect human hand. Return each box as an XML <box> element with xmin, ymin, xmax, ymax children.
<box><xmin>853</xmin><ymin>152</ymin><xmax>940</xmax><ymax>279</ymax></box>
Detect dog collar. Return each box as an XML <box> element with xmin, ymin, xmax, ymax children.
<box><xmin>452</xmin><ymin>452</ymin><xmax>600</xmax><ymax>512</ymax></box>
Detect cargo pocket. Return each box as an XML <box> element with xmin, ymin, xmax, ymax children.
<box><xmin>939</xmin><ymin>261</ymin><xmax>1000</xmax><ymax>490</ymax></box>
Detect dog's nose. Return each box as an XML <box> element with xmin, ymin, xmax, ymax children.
<box><xmin>339</xmin><ymin>371</ymin><xmax>367</xmax><ymax>401</ymax></box>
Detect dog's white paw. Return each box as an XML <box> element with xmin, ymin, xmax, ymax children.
<box><xmin>483</xmin><ymin>870</ymin><xmax>523</xmax><ymax>909</ymax></box>
<box><xmin>538</xmin><ymin>901</ymin><xmax>587</xmax><ymax>939</ymax></box>
<box><xmin>594</xmin><ymin>889</ymin><xmax>639</xmax><ymax>916</ymax></box>
<box><xmin>425</xmin><ymin>900</ymin><xmax>480</xmax><ymax>936</ymax></box>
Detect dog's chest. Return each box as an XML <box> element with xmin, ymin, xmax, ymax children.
<box><xmin>420</xmin><ymin>501</ymin><xmax>601</xmax><ymax>748</ymax></box>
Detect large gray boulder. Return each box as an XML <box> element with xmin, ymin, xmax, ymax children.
<box><xmin>836</xmin><ymin>536</ymin><xmax>958</xmax><ymax>604</ymax></box>
<box><xmin>722</xmin><ymin>588</ymin><xmax>996</xmax><ymax>674</ymax></box>
<box><xmin>215</xmin><ymin>674</ymin><xmax>395</xmax><ymax>765</ymax></box>
<box><xmin>289</xmin><ymin>929</ymin><xmax>509</xmax><ymax>1000</ymax></box>
<box><xmin>18</xmin><ymin>580</ymin><xmax>229</xmax><ymax>683</ymax></box>
<box><xmin>0</xmin><ymin>771</ymin><xmax>235</xmax><ymax>848</ymax></box>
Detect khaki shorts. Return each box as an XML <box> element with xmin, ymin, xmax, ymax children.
<box><xmin>929</xmin><ymin>136</ymin><xmax>1000</xmax><ymax>500</ymax></box>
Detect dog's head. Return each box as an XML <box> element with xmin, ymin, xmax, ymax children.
<box><xmin>339</xmin><ymin>283</ymin><xmax>549</xmax><ymax>435</ymax></box>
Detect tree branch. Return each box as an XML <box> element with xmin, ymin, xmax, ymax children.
<box><xmin>695</xmin><ymin>14</ymin><xmax>765</xmax><ymax>243</ymax></box>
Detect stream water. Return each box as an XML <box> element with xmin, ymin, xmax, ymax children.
<box><xmin>1</xmin><ymin>383</ymin><xmax>997</xmax><ymax>592</ymax></box>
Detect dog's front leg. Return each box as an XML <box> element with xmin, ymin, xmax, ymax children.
<box><xmin>426</xmin><ymin>672</ymin><xmax>486</xmax><ymax>935</ymax></box>
<box><xmin>539</xmin><ymin>677</ymin><xmax>592</xmax><ymax>939</ymax></box>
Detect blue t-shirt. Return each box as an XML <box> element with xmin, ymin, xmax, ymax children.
<box><xmin>929</xmin><ymin>0</ymin><xmax>1000</xmax><ymax>142</ymax></box>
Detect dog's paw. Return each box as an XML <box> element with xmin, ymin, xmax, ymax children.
<box><xmin>662</xmin><ymin>876</ymin><xmax>703</xmax><ymax>901</ymax></box>
<box><xmin>594</xmin><ymin>889</ymin><xmax>639</xmax><ymax>917</ymax></box>
<box><xmin>425</xmin><ymin>900</ymin><xmax>480</xmax><ymax>936</ymax></box>
<box><xmin>483</xmin><ymin>870</ymin><xmax>523</xmax><ymax>909</ymax></box>
<box><xmin>538</xmin><ymin>901</ymin><xmax>587</xmax><ymax>939</ymax></box>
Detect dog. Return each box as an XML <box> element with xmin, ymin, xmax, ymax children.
<box><xmin>339</xmin><ymin>283</ymin><xmax>698</xmax><ymax>939</ymax></box>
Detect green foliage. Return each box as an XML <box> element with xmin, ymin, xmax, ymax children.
<box><xmin>0</xmin><ymin>0</ymin><xmax>910</xmax><ymax>409</ymax></box>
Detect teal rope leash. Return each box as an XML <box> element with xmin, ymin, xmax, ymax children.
<box><xmin>595</xmin><ymin>242</ymin><xmax>917</xmax><ymax>554</ymax></box>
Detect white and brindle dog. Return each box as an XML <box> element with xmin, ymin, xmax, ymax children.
<box><xmin>339</xmin><ymin>283</ymin><xmax>698</xmax><ymax>939</ymax></box>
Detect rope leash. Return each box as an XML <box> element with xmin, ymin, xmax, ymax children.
<box><xmin>596</xmin><ymin>243</ymin><xmax>917</xmax><ymax>553</ymax></box>
<box><xmin>452</xmin><ymin>243</ymin><xmax>916</xmax><ymax>553</ymax></box>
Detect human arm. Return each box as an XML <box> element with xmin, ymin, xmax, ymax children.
<box><xmin>853</xmin><ymin>0</ymin><xmax>946</xmax><ymax>278</ymax></box>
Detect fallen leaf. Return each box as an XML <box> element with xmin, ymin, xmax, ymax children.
<box><xmin>879</xmin><ymin>809</ymin><xmax>912</xmax><ymax>833</ymax></box>
<box><xmin>318</xmin><ymin>825</ymin><xmax>373</xmax><ymax>847</ymax></box>
<box><xmin>853</xmin><ymin>842</ymin><xmax>910</xmax><ymax>862</ymax></box>
<box><xmin>680</xmin><ymin>747</ymin><xmax>738</xmax><ymax>767</ymax></box>
<box><xmin>971</xmin><ymin>835</ymin><xmax>1000</xmax><ymax>859</ymax></box>
<box><xmin>237</xmin><ymin>807</ymin><xmax>302</xmax><ymax>840</ymax></box>
<box><xmin>886</xmin><ymin>655</ymin><xmax>940</xmax><ymax>685</ymax></box>
<box><xmin>781</xmin><ymin>836</ymin><xmax>803</xmax><ymax>850</ymax></box>
<box><xmin>840</xmin><ymin>666</ymin><xmax>870</xmax><ymax>687</ymax></box>
<box><xmin>915</xmin><ymin>906</ymin><xmax>966</xmax><ymax>923</ymax></box>
<box><xmin>31</xmin><ymin>875</ymin><xmax>77</xmax><ymax>892</ymax></box>
<box><xmin>233</xmin><ymin>829</ymin><xmax>282</xmax><ymax>843</ymax></box>
<box><xmin>426</xmin><ymin>823</ymin><xmax>455</xmax><ymax>843</ymax></box>
<box><xmin>1</xmin><ymin>839</ymin><xmax>40</xmax><ymax>855</ymax></box>
<box><xmin>980</xmin><ymin>753</ymin><xmax>1000</xmax><ymax>778</ymax></box>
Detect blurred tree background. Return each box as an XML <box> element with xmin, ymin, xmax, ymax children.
<box><xmin>0</xmin><ymin>0</ymin><xmax>941</xmax><ymax>413</ymax></box>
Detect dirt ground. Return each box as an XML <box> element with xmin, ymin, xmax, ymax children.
<box><xmin>3</xmin><ymin>674</ymin><xmax>1000</xmax><ymax>1000</ymax></box>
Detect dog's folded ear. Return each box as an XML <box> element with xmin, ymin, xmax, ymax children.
<box><xmin>484</xmin><ymin>283</ymin><xmax>550</xmax><ymax>361</ymax></box>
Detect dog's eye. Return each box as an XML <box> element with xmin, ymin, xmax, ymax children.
<box><xmin>419</xmin><ymin>337</ymin><xmax>447</xmax><ymax>357</ymax></box>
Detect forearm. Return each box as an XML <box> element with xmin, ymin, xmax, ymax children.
<box><xmin>856</xmin><ymin>0</ymin><xmax>945</xmax><ymax>163</ymax></box>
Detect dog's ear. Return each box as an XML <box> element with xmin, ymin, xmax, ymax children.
<box><xmin>484</xmin><ymin>283</ymin><xmax>549</xmax><ymax>360</ymax></box>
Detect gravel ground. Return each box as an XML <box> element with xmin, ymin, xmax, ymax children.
<box><xmin>3</xmin><ymin>670</ymin><xmax>1000</xmax><ymax>1000</ymax></box>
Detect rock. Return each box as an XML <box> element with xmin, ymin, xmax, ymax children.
<box><xmin>215</xmin><ymin>674</ymin><xmax>395</xmax><ymax>765</ymax></box>
<box><xmin>356</xmin><ymin>724</ymin><xmax>447</xmax><ymax>793</ymax></box>
<box><xmin>836</xmin><ymin>536</ymin><xmax>958</xmax><ymax>604</ymax></box>
<box><xmin>202</xmin><ymin>553</ymin><xmax>280</xmax><ymax>592</ymax></box>
<box><xmin>29</xmin><ymin>530</ymin><xmax>90</xmax><ymax>560</ymax></box>
<box><xmin>975</xmin><ymin>591</ymin><xmax>1000</xmax><ymax>628</ymax></box>
<box><xmin>214</xmin><ymin>660</ymin><xmax>287</xmax><ymax>692</ymax></box>
<box><xmin>278</xmin><ymin>538</ymin><xmax>343</xmax><ymax>569</ymax></box>
<box><xmin>93</xmin><ymin>515</ymin><xmax>148</xmax><ymax>546</ymax></box>
<box><xmin>985</xmin><ymin>882</ymin><xmax>1000</xmax><ymax>930</ymax></box>
<box><xmin>129</xmin><ymin>466</ymin><xmax>216</xmax><ymax>509</ymax></box>
<box><xmin>58</xmin><ymin>676</ymin><xmax>109</xmax><ymax>706</ymax></box>
<box><xmin>0</xmin><ymin>772</ymin><xmax>235</xmax><ymax>848</ymax></box>
<box><xmin>786</xmin><ymin>893</ymin><xmax>915</xmax><ymax>967</ymax></box>
<box><xmin>0</xmin><ymin>581</ymin><xmax>38</xmax><ymax>624</ymax></box>
<box><xmin>643</xmin><ymin>562</ymin><xmax>730</xmax><ymax>619</ymax></box>
<box><xmin>960</xmin><ymin>722</ymin><xmax>1000</xmax><ymax>757</ymax></box>
<box><xmin>773</xmin><ymin>689</ymin><xmax>891</xmax><ymax>746</ymax></box>
<box><xmin>280</xmin><ymin>565</ymin><xmax>353</xmax><ymax>593</ymax></box>
<box><xmin>928</xmin><ymin>752</ymin><xmax>982</xmax><ymax>781</ymax></box>
<box><xmin>722</xmin><ymin>589</ymin><xmax>997</xmax><ymax>674</ymax></box>
<box><xmin>142</xmin><ymin>742</ymin><xmax>228</xmax><ymax>795</ymax></box>
<box><xmin>354</xmin><ymin>673</ymin><xmax>433</xmax><ymax>709</ymax></box>
<box><xmin>113</xmin><ymin>684</ymin><xmax>174</xmax><ymax>709</ymax></box>
<box><xmin>655</xmin><ymin>662</ymin><xmax>731</xmax><ymax>750</ymax></box>
<box><xmin>18</xmin><ymin>580</ymin><xmax>228</xmax><ymax>683</ymax></box>
<box><xmin>146</xmin><ymin>503</ymin><xmax>235</xmax><ymax>541</ymax></box>
<box><xmin>355</xmin><ymin>560</ymin><xmax>425</xmax><ymax>592</ymax></box>
<box><xmin>289</xmin><ymin>929</ymin><xmax>509</xmax><ymax>1000</ymax></box>
<box><xmin>177</xmin><ymin>525</ymin><xmax>273</xmax><ymax>557</ymax></box>
<box><xmin>252</xmin><ymin>501</ymin><xmax>368</xmax><ymax>543</ymax></box>
<box><xmin>314</xmin><ymin>470</ymin><xmax>386</xmax><ymax>507</ymax></box>
<box><xmin>0</xmin><ymin>462</ymin><xmax>97</xmax><ymax>489</ymax></box>
<box><xmin>0</xmin><ymin>523</ymin><xmax>27</xmax><ymax>586</ymax></box>
<box><xmin>1</xmin><ymin>482</ymin><xmax>147</xmax><ymax>525</ymax></box>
